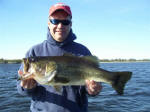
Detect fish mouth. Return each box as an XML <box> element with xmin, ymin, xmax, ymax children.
<box><xmin>20</xmin><ymin>72</ymin><xmax>34</xmax><ymax>80</ymax></box>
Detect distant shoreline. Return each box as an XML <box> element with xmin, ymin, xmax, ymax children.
<box><xmin>0</xmin><ymin>59</ymin><xmax>21</xmax><ymax>64</ymax></box>
<box><xmin>0</xmin><ymin>58</ymin><xmax>150</xmax><ymax>64</ymax></box>
<box><xmin>100</xmin><ymin>61</ymin><xmax>150</xmax><ymax>63</ymax></box>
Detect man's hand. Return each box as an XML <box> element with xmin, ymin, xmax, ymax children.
<box><xmin>85</xmin><ymin>80</ymin><xmax>102</xmax><ymax>96</ymax></box>
<box><xmin>18</xmin><ymin>70</ymin><xmax>37</xmax><ymax>89</ymax></box>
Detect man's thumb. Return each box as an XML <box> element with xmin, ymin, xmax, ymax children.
<box><xmin>18</xmin><ymin>70</ymin><xmax>23</xmax><ymax>75</ymax></box>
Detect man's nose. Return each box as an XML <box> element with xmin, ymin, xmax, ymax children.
<box><xmin>57</xmin><ymin>23</ymin><xmax>63</xmax><ymax>28</ymax></box>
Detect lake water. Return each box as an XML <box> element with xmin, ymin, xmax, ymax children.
<box><xmin>0</xmin><ymin>62</ymin><xmax>150</xmax><ymax>112</ymax></box>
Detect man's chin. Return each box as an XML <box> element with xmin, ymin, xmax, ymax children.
<box><xmin>56</xmin><ymin>37</ymin><xmax>66</xmax><ymax>42</ymax></box>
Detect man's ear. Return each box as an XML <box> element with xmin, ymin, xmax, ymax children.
<box><xmin>48</xmin><ymin>21</ymin><xmax>50</xmax><ymax>25</ymax></box>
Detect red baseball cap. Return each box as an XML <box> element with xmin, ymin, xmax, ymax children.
<box><xmin>49</xmin><ymin>3</ymin><xmax>72</xmax><ymax>17</ymax></box>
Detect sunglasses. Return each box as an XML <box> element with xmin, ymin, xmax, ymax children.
<box><xmin>50</xmin><ymin>19</ymin><xmax>71</xmax><ymax>26</ymax></box>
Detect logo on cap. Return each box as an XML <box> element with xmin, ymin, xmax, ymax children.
<box><xmin>49</xmin><ymin>3</ymin><xmax>72</xmax><ymax>17</ymax></box>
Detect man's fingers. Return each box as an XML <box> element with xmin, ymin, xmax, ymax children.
<box><xmin>86</xmin><ymin>80</ymin><xmax>94</xmax><ymax>92</ymax></box>
<box><xmin>27</xmin><ymin>80</ymin><xmax>33</xmax><ymax>89</ymax></box>
<box><xmin>28</xmin><ymin>79</ymin><xmax>37</xmax><ymax>89</ymax></box>
<box><xmin>89</xmin><ymin>86</ymin><xmax>94</xmax><ymax>92</ymax></box>
<box><xmin>85</xmin><ymin>80</ymin><xmax>93</xmax><ymax>85</ymax></box>
<box><xmin>85</xmin><ymin>80</ymin><xmax>102</xmax><ymax>95</ymax></box>
<box><xmin>20</xmin><ymin>80</ymin><xmax>26</xmax><ymax>87</ymax></box>
<box><xmin>18</xmin><ymin>70</ymin><xmax>23</xmax><ymax>75</ymax></box>
<box><xmin>20</xmin><ymin>79</ymin><xmax>37</xmax><ymax>89</ymax></box>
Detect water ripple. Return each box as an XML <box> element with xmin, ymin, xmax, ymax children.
<box><xmin>0</xmin><ymin>63</ymin><xmax>150</xmax><ymax>112</ymax></box>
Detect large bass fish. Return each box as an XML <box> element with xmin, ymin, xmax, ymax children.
<box><xmin>20</xmin><ymin>54</ymin><xmax>132</xmax><ymax>95</ymax></box>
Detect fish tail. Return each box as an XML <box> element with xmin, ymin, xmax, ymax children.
<box><xmin>112</xmin><ymin>71</ymin><xmax>132</xmax><ymax>95</ymax></box>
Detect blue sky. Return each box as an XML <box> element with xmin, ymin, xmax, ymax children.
<box><xmin>0</xmin><ymin>0</ymin><xmax>150</xmax><ymax>59</ymax></box>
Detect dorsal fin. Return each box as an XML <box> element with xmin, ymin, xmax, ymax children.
<box><xmin>63</xmin><ymin>53</ymin><xmax>100</xmax><ymax>67</ymax></box>
<box><xmin>63</xmin><ymin>53</ymin><xmax>75</xmax><ymax>57</ymax></box>
<box><xmin>82</xmin><ymin>56</ymin><xmax>100</xmax><ymax>67</ymax></box>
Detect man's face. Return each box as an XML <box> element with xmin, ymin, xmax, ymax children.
<box><xmin>48</xmin><ymin>10</ymin><xmax>72</xmax><ymax>42</ymax></box>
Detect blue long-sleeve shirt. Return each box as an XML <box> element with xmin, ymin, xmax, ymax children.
<box><xmin>17</xmin><ymin>28</ymin><xmax>92</xmax><ymax>112</ymax></box>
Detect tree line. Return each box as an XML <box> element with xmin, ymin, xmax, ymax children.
<box><xmin>0</xmin><ymin>59</ymin><xmax>22</xmax><ymax>64</ymax></box>
<box><xmin>99</xmin><ymin>58</ymin><xmax>150</xmax><ymax>62</ymax></box>
<box><xmin>0</xmin><ymin>58</ymin><xmax>150</xmax><ymax>64</ymax></box>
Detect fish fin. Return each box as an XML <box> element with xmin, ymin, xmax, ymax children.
<box><xmin>53</xmin><ymin>86</ymin><xmax>62</xmax><ymax>92</ymax></box>
<box><xmin>63</xmin><ymin>53</ymin><xmax>100</xmax><ymax>67</ymax></box>
<box><xmin>63</xmin><ymin>53</ymin><xmax>74</xmax><ymax>56</ymax></box>
<box><xmin>82</xmin><ymin>56</ymin><xmax>100</xmax><ymax>68</ymax></box>
<box><xmin>45</xmin><ymin>61</ymin><xmax>57</xmax><ymax>77</ymax></box>
<box><xmin>19</xmin><ymin>73</ymin><xmax>35</xmax><ymax>80</ymax></box>
<box><xmin>47</xmin><ymin>70</ymin><xmax>57</xmax><ymax>82</ymax></box>
<box><xmin>112</xmin><ymin>71</ymin><xmax>132</xmax><ymax>95</ymax></box>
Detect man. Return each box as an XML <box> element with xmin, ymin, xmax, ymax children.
<box><xmin>17</xmin><ymin>3</ymin><xmax>102</xmax><ymax>112</ymax></box>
